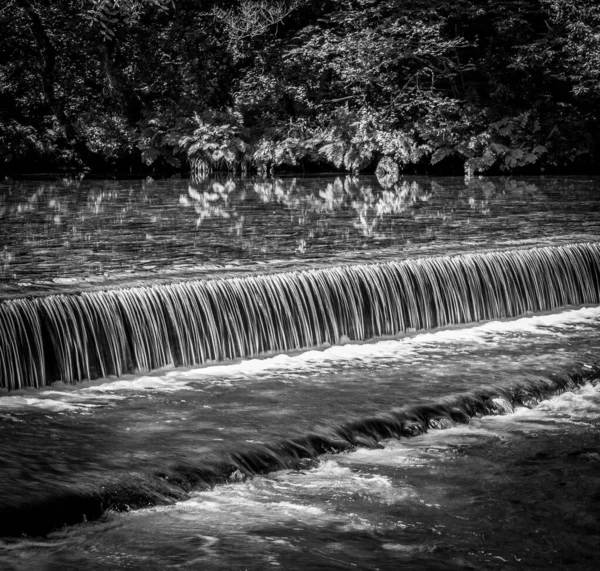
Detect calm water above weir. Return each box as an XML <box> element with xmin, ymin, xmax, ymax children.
<box><xmin>1</xmin><ymin>175</ymin><xmax>599</xmax><ymax>297</ymax></box>
<box><xmin>1</xmin><ymin>176</ymin><xmax>600</xmax><ymax>570</ymax></box>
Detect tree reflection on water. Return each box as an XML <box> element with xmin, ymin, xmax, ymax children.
<box><xmin>1</xmin><ymin>174</ymin><xmax>598</xmax><ymax>293</ymax></box>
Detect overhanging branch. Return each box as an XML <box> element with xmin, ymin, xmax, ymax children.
<box><xmin>213</xmin><ymin>0</ymin><xmax>305</xmax><ymax>43</ymax></box>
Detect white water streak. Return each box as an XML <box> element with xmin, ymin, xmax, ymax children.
<box><xmin>1</xmin><ymin>243</ymin><xmax>599</xmax><ymax>389</ymax></box>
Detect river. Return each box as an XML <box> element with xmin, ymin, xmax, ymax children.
<box><xmin>0</xmin><ymin>175</ymin><xmax>599</xmax><ymax>570</ymax></box>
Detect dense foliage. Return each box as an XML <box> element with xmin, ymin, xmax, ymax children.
<box><xmin>1</xmin><ymin>0</ymin><xmax>598</xmax><ymax>175</ymax></box>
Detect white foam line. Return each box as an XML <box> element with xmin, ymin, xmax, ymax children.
<box><xmin>514</xmin><ymin>382</ymin><xmax>600</xmax><ymax>417</ymax></box>
<box><xmin>0</xmin><ymin>396</ymin><xmax>101</xmax><ymax>413</ymax></box>
<box><xmin>168</xmin><ymin>306</ymin><xmax>600</xmax><ymax>380</ymax></box>
<box><xmin>29</xmin><ymin>305</ymin><xmax>600</xmax><ymax>395</ymax></box>
<box><xmin>0</xmin><ymin>389</ymin><xmax>126</xmax><ymax>413</ymax></box>
<box><xmin>82</xmin><ymin>376</ymin><xmax>186</xmax><ymax>393</ymax></box>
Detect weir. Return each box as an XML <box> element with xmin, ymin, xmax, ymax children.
<box><xmin>1</xmin><ymin>242</ymin><xmax>599</xmax><ymax>390</ymax></box>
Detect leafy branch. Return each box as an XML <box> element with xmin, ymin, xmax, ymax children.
<box><xmin>84</xmin><ymin>0</ymin><xmax>174</xmax><ymax>38</ymax></box>
<box><xmin>213</xmin><ymin>0</ymin><xmax>306</xmax><ymax>43</ymax></box>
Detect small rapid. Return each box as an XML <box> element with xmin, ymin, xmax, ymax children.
<box><xmin>1</xmin><ymin>306</ymin><xmax>599</xmax><ymax>539</ymax></box>
<box><xmin>2</xmin><ymin>380</ymin><xmax>599</xmax><ymax>570</ymax></box>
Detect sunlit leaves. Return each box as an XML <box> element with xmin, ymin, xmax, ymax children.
<box><xmin>2</xmin><ymin>0</ymin><xmax>599</xmax><ymax>174</ymax></box>
<box><xmin>458</xmin><ymin>113</ymin><xmax>548</xmax><ymax>178</ymax></box>
<box><xmin>542</xmin><ymin>0</ymin><xmax>600</xmax><ymax>97</ymax></box>
<box><xmin>213</xmin><ymin>0</ymin><xmax>306</xmax><ymax>44</ymax></box>
<box><xmin>177</xmin><ymin>112</ymin><xmax>248</xmax><ymax>170</ymax></box>
<box><xmin>84</xmin><ymin>0</ymin><xmax>174</xmax><ymax>39</ymax></box>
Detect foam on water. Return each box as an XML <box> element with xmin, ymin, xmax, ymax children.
<box><xmin>125</xmin><ymin>382</ymin><xmax>600</xmax><ymax>528</ymax></box>
<box><xmin>81</xmin><ymin>375</ymin><xmax>190</xmax><ymax>393</ymax></box>
<box><xmin>95</xmin><ymin>305</ymin><xmax>600</xmax><ymax>388</ymax></box>
<box><xmin>2</xmin><ymin>305</ymin><xmax>598</xmax><ymax>413</ymax></box>
<box><xmin>128</xmin><ymin>458</ymin><xmax>408</xmax><ymax>537</ymax></box>
<box><xmin>0</xmin><ymin>391</ymin><xmax>125</xmax><ymax>413</ymax></box>
<box><xmin>0</xmin><ymin>397</ymin><xmax>93</xmax><ymax>413</ymax></box>
<box><xmin>340</xmin><ymin>382</ymin><xmax>600</xmax><ymax>472</ymax></box>
<box><xmin>515</xmin><ymin>381</ymin><xmax>600</xmax><ymax>418</ymax></box>
<box><xmin>1</xmin><ymin>372</ymin><xmax>599</xmax><ymax>569</ymax></box>
<box><xmin>176</xmin><ymin>305</ymin><xmax>600</xmax><ymax>375</ymax></box>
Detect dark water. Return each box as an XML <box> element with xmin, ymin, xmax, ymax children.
<box><xmin>1</xmin><ymin>308</ymin><xmax>599</xmax><ymax>569</ymax></box>
<box><xmin>1</xmin><ymin>176</ymin><xmax>600</xmax><ymax>569</ymax></box>
<box><xmin>1</xmin><ymin>175</ymin><xmax>599</xmax><ymax>297</ymax></box>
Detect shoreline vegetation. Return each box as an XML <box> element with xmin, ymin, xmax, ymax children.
<box><xmin>1</xmin><ymin>0</ymin><xmax>599</xmax><ymax>179</ymax></box>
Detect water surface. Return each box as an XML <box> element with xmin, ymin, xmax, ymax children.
<box><xmin>1</xmin><ymin>176</ymin><xmax>599</xmax><ymax>569</ymax></box>
<box><xmin>2</xmin><ymin>176</ymin><xmax>599</xmax><ymax>298</ymax></box>
<box><xmin>1</xmin><ymin>308</ymin><xmax>599</xmax><ymax>569</ymax></box>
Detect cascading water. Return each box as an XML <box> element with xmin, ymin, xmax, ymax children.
<box><xmin>2</xmin><ymin>177</ymin><xmax>600</xmax><ymax>569</ymax></box>
<box><xmin>1</xmin><ymin>242</ymin><xmax>599</xmax><ymax>390</ymax></box>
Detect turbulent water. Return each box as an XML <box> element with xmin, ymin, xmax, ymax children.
<box><xmin>1</xmin><ymin>176</ymin><xmax>600</xmax><ymax>570</ymax></box>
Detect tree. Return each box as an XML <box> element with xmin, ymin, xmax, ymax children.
<box><xmin>3</xmin><ymin>0</ymin><xmax>232</xmax><ymax>171</ymax></box>
<box><xmin>1</xmin><ymin>0</ymin><xmax>598</xmax><ymax>174</ymax></box>
<box><xmin>542</xmin><ymin>0</ymin><xmax>600</xmax><ymax>98</ymax></box>
<box><xmin>12</xmin><ymin>0</ymin><xmax>91</xmax><ymax>163</ymax></box>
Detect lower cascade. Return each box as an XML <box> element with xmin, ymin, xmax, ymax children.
<box><xmin>1</xmin><ymin>242</ymin><xmax>599</xmax><ymax>390</ymax></box>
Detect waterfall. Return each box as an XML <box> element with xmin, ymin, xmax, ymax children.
<box><xmin>1</xmin><ymin>243</ymin><xmax>599</xmax><ymax>390</ymax></box>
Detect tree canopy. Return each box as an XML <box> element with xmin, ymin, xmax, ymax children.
<box><xmin>1</xmin><ymin>0</ymin><xmax>598</xmax><ymax>175</ymax></box>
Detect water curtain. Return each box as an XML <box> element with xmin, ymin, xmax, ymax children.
<box><xmin>1</xmin><ymin>243</ymin><xmax>599</xmax><ymax>389</ymax></box>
